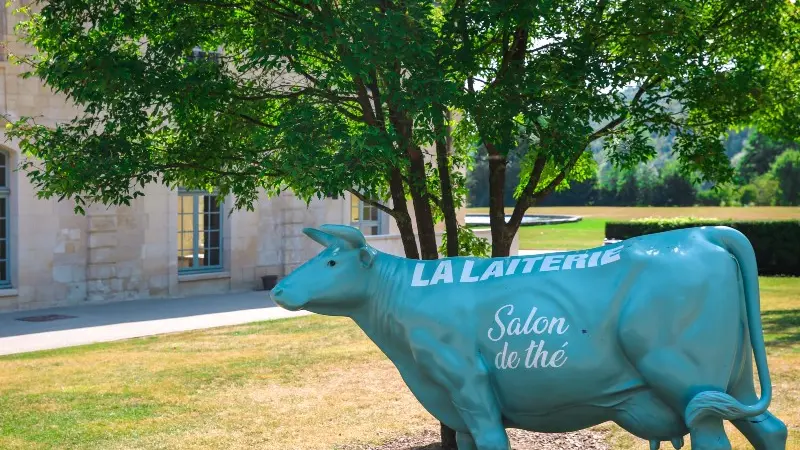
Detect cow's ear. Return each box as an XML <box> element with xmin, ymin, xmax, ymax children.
<box><xmin>303</xmin><ymin>228</ymin><xmax>338</xmax><ymax>248</ymax></box>
<box><xmin>359</xmin><ymin>247</ymin><xmax>376</xmax><ymax>268</ymax></box>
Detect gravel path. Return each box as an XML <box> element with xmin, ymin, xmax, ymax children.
<box><xmin>341</xmin><ymin>428</ymin><xmax>610</xmax><ymax>450</ymax></box>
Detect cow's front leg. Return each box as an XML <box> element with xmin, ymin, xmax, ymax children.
<box><xmin>409</xmin><ymin>330</ymin><xmax>510</xmax><ymax>450</ymax></box>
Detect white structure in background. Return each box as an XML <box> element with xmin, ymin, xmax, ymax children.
<box><xmin>0</xmin><ymin>7</ymin><xmax>516</xmax><ymax>312</ymax></box>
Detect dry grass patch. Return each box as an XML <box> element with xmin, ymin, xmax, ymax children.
<box><xmin>0</xmin><ymin>317</ymin><xmax>437</xmax><ymax>450</ymax></box>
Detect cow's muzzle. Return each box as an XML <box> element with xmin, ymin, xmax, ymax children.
<box><xmin>270</xmin><ymin>285</ymin><xmax>307</xmax><ymax>311</ymax></box>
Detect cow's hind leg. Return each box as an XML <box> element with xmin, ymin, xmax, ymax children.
<box><xmin>612</xmin><ymin>389</ymin><xmax>687</xmax><ymax>442</ymax></box>
<box><xmin>729</xmin><ymin>368</ymin><xmax>787</xmax><ymax>450</ymax></box>
<box><xmin>732</xmin><ymin>413</ymin><xmax>787</xmax><ymax>450</ymax></box>
<box><xmin>619</xmin><ymin>273</ymin><xmax>743</xmax><ymax>450</ymax></box>
<box><xmin>630</xmin><ymin>349</ymin><xmax>733</xmax><ymax>450</ymax></box>
<box><xmin>456</xmin><ymin>432</ymin><xmax>478</xmax><ymax>450</ymax></box>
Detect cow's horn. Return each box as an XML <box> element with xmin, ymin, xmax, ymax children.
<box><xmin>319</xmin><ymin>224</ymin><xmax>366</xmax><ymax>249</ymax></box>
<box><xmin>302</xmin><ymin>228</ymin><xmax>340</xmax><ymax>248</ymax></box>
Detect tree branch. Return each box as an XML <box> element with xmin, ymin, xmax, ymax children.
<box><xmin>215</xmin><ymin>109</ymin><xmax>277</xmax><ymax>128</ymax></box>
<box><xmin>588</xmin><ymin>76</ymin><xmax>661</xmax><ymax>142</ymax></box>
<box><xmin>532</xmin><ymin>149</ymin><xmax>584</xmax><ymax>200</ymax></box>
<box><xmin>347</xmin><ymin>189</ymin><xmax>397</xmax><ymax>218</ymax></box>
<box><xmin>506</xmin><ymin>153</ymin><xmax>547</xmax><ymax>231</ymax></box>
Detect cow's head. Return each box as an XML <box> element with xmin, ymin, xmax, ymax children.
<box><xmin>270</xmin><ymin>224</ymin><xmax>377</xmax><ymax>315</ymax></box>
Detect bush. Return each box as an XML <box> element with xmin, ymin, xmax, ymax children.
<box><xmin>771</xmin><ymin>150</ymin><xmax>800</xmax><ymax>206</ymax></box>
<box><xmin>696</xmin><ymin>186</ymin><xmax>741</xmax><ymax>206</ymax></box>
<box><xmin>439</xmin><ymin>224</ymin><xmax>491</xmax><ymax>257</ymax></box>
<box><xmin>739</xmin><ymin>174</ymin><xmax>780</xmax><ymax>206</ymax></box>
<box><xmin>605</xmin><ymin>219</ymin><xmax>800</xmax><ymax>276</ymax></box>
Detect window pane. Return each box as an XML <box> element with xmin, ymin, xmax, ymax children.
<box><xmin>205</xmin><ymin>195</ymin><xmax>221</xmax><ymax>211</ymax></box>
<box><xmin>369</xmin><ymin>205</ymin><xmax>378</xmax><ymax>221</ymax></box>
<box><xmin>0</xmin><ymin>153</ymin><xmax>6</xmax><ymax>188</ymax></box>
<box><xmin>178</xmin><ymin>231</ymin><xmax>192</xmax><ymax>252</ymax></box>
<box><xmin>180</xmin><ymin>195</ymin><xmax>194</xmax><ymax>216</ymax></box>
<box><xmin>206</xmin><ymin>248</ymin><xmax>220</xmax><ymax>266</ymax></box>
<box><xmin>370</xmin><ymin>226</ymin><xmax>378</xmax><ymax>235</ymax></box>
<box><xmin>205</xmin><ymin>212</ymin><xmax>221</xmax><ymax>232</ymax></box>
<box><xmin>0</xmin><ymin>261</ymin><xmax>6</xmax><ymax>282</ymax></box>
<box><xmin>351</xmin><ymin>204</ymin><xmax>359</xmax><ymax>222</ymax></box>
<box><xmin>207</xmin><ymin>230</ymin><xmax>220</xmax><ymax>249</ymax></box>
<box><xmin>177</xmin><ymin>250</ymin><xmax>194</xmax><ymax>269</ymax></box>
<box><xmin>0</xmin><ymin>240</ymin><xmax>7</xmax><ymax>260</ymax></box>
<box><xmin>179</xmin><ymin>214</ymin><xmax>194</xmax><ymax>235</ymax></box>
<box><xmin>0</xmin><ymin>219</ymin><xmax>5</xmax><ymax>240</ymax></box>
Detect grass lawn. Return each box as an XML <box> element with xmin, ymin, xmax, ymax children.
<box><xmin>1</xmin><ymin>277</ymin><xmax>798</xmax><ymax>450</ymax></box>
<box><xmin>466</xmin><ymin>206</ymin><xmax>800</xmax><ymax>250</ymax></box>
<box><xmin>517</xmin><ymin>217</ymin><xmax>608</xmax><ymax>250</ymax></box>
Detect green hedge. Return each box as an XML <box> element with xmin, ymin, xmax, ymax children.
<box><xmin>605</xmin><ymin>218</ymin><xmax>800</xmax><ymax>276</ymax></box>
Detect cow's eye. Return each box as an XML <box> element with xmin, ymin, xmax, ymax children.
<box><xmin>327</xmin><ymin>260</ymin><xmax>336</xmax><ymax>267</ymax></box>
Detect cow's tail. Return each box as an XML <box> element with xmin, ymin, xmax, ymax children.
<box><xmin>684</xmin><ymin>226</ymin><xmax>772</xmax><ymax>428</ymax></box>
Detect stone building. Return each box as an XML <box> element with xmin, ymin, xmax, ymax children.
<box><xmin>0</xmin><ymin>7</ymin><xmax>516</xmax><ymax>312</ymax></box>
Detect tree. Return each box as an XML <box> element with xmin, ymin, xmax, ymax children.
<box><xmin>653</xmin><ymin>162</ymin><xmax>697</xmax><ymax>206</ymax></box>
<box><xmin>740</xmin><ymin>174</ymin><xmax>780</xmax><ymax>206</ymax></box>
<box><xmin>737</xmin><ymin>132</ymin><xmax>799</xmax><ymax>182</ymax></box>
<box><xmin>771</xmin><ymin>150</ymin><xmax>800</xmax><ymax>206</ymax></box>
<box><xmin>440</xmin><ymin>0</ymin><xmax>799</xmax><ymax>256</ymax></box>
<box><xmin>7</xmin><ymin>1</ymin><xmax>466</xmax><ymax>445</ymax></box>
<box><xmin>7</xmin><ymin>0</ymin><xmax>465</xmax><ymax>265</ymax></box>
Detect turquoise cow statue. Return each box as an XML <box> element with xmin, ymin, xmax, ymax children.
<box><xmin>270</xmin><ymin>224</ymin><xmax>787</xmax><ymax>450</ymax></box>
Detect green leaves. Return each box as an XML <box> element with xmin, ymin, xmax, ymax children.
<box><xmin>5</xmin><ymin>0</ymin><xmax>799</xmax><ymax>228</ymax></box>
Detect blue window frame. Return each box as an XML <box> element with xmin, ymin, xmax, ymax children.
<box><xmin>0</xmin><ymin>152</ymin><xmax>9</xmax><ymax>287</ymax></box>
<box><xmin>350</xmin><ymin>195</ymin><xmax>388</xmax><ymax>236</ymax></box>
<box><xmin>177</xmin><ymin>190</ymin><xmax>223</xmax><ymax>273</ymax></box>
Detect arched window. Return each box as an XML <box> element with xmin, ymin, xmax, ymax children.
<box><xmin>0</xmin><ymin>152</ymin><xmax>9</xmax><ymax>286</ymax></box>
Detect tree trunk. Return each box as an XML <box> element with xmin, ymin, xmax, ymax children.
<box><xmin>389</xmin><ymin>168</ymin><xmax>420</xmax><ymax>259</ymax></box>
<box><xmin>440</xmin><ymin>422</ymin><xmax>458</xmax><ymax>450</ymax></box>
<box><xmin>435</xmin><ymin>112</ymin><xmax>460</xmax><ymax>449</ymax></box>
<box><xmin>486</xmin><ymin>143</ymin><xmax>509</xmax><ymax>257</ymax></box>
<box><xmin>407</xmin><ymin>145</ymin><xmax>440</xmax><ymax>260</ymax></box>
<box><xmin>435</xmin><ymin>110</ymin><xmax>459</xmax><ymax>258</ymax></box>
<box><xmin>391</xmin><ymin>158</ymin><xmax>457</xmax><ymax>448</ymax></box>
<box><xmin>492</xmin><ymin>232</ymin><xmax>514</xmax><ymax>257</ymax></box>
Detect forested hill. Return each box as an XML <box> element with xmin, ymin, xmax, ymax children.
<box><xmin>467</xmin><ymin>127</ymin><xmax>800</xmax><ymax>207</ymax></box>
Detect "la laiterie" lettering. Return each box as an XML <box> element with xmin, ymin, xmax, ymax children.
<box><xmin>410</xmin><ymin>246</ymin><xmax>623</xmax><ymax>287</ymax></box>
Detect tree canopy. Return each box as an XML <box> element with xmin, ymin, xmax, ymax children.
<box><xmin>6</xmin><ymin>0</ymin><xmax>800</xmax><ymax>257</ymax></box>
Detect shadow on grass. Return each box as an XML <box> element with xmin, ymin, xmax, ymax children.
<box><xmin>762</xmin><ymin>308</ymin><xmax>800</xmax><ymax>348</ymax></box>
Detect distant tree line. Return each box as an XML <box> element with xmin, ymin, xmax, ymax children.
<box><xmin>468</xmin><ymin>130</ymin><xmax>800</xmax><ymax>207</ymax></box>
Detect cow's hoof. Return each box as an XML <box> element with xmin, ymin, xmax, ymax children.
<box><xmin>671</xmin><ymin>437</ymin><xmax>684</xmax><ymax>449</ymax></box>
<box><xmin>650</xmin><ymin>440</ymin><xmax>660</xmax><ymax>450</ymax></box>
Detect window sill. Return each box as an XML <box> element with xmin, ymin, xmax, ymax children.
<box><xmin>0</xmin><ymin>288</ymin><xmax>18</xmax><ymax>297</ymax></box>
<box><xmin>178</xmin><ymin>271</ymin><xmax>230</xmax><ymax>283</ymax></box>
